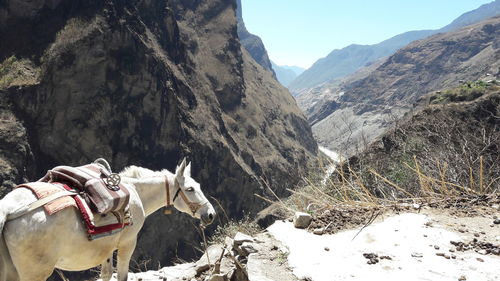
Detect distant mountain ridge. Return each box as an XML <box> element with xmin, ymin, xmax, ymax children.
<box><xmin>289</xmin><ymin>0</ymin><xmax>500</xmax><ymax>93</ymax></box>
<box><xmin>271</xmin><ymin>61</ymin><xmax>305</xmax><ymax>87</ymax></box>
<box><xmin>310</xmin><ymin>16</ymin><xmax>500</xmax><ymax>155</ymax></box>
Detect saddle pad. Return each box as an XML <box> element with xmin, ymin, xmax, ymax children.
<box><xmin>41</xmin><ymin>164</ymin><xmax>130</xmax><ymax>214</ymax></box>
<box><xmin>16</xmin><ymin>182</ymin><xmax>131</xmax><ymax>240</ymax></box>
<box><xmin>16</xmin><ymin>182</ymin><xmax>78</xmax><ymax>215</ymax></box>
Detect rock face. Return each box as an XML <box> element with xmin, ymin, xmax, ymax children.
<box><xmin>235</xmin><ymin>0</ymin><xmax>275</xmax><ymax>77</ymax></box>
<box><xmin>290</xmin><ymin>0</ymin><xmax>500</xmax><ymax>94</ymax></box>
<box><xmin>309</xmin><ymin>17</ymin><xmax>500</xmax><ymax>155</ymax></box>
<box><xmin>0</xmin><ymin>0</ymin><xmax>316</xmax><ymax>271</ymax></box>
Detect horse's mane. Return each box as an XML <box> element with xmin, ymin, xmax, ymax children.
<box><xmin>119</xmin><ymin>165</ymin><xmax>172</xmax><ymax>178</ymax></box>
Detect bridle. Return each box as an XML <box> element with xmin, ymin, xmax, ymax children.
<box><xmin>164</xmin><ymin>176</ymin><xmax>209</xmax><ymax>215</ymax></box>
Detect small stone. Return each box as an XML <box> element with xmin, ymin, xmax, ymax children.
<box><xmin>196</xmin><ymin>264</ymin><xmax>211</xmax><ymax>275</ymax></box>
<box><xmin>434</xmin><ymin>245</ymin><xmax>440</xmax><ymax>250</ymax></box>
<box><xmin>233</xmin><ymin>232</ymin><xmax>254</xmax><ymax>246</ymax></box>
<box><xmin>411</xmin><ymin>252</ymin><xmax>423</xmax><ymax>258</ymax></box>
<box><xmin>313</xmin><ymin>228</ymin><xmax>324</xmax><ymax>235</ymax></box>
<box><xmin>239</xmin><ymin>242</ymin><xmax>258</xmax><ymax>256</ymax></box>
<box><xmin>436</xmin><ymin>253</ymin><xmax>445</xmax><ymax>257</ymax></box>
<box><xmin>293</xmin><ymin>212</ymin><xmax>312</xmax><ymax>229</ymax></box>
<box><xmin>474</xmin><ymin>233</ymin><xmax>480</xmax><ymax>237</ymax></box>
<box><xmin>207</xmin><ymin>273</ymin><xmax>226</xmax><ymax>281</ymax></box>
<box><xmin>363</xmin><ymin>253</ymin><xmax>378</xmax><ymax>259</ymax></box>
<box><xmin>224</xmin><ymin>237</ymin><xmax>234</xmax><ymax>249</ymax></box>
<box><xmin>478</xmin><ymin>249</ymin><xmax>487</xmax><ymax>255</ymax></box>
<box><xmin>324</xmin><ymin>247</ymin><xmax>330</xmax><ymax>251</ymax></box>
<box><xmin>412</xmin><ymin>203</ymin><xmax>420</xmax><ymax>210</ymax></box>
<box><xmin>451</xmin><ymin>254</ymin><xmax>457</xmax><ymax>259</ymax></box>
<box><xmin>449</xmin><ymin>249</ymin><xmax>455</xmax><ymax>252</ymax></box>
<box><xmin>476</xmin><ymin>257</ymin><xmax>484</xmax><ymax>262</ymax></box>
<box><xmin>458</xmin><ymin>276</ymin><xmax>466</xmax><ymax>281</ymax></box>
<box><xmin>444</xmin><ymin>254</ymin><xmax>451</xmax><ymax>259</ymax></box>
<box><xmin>423</xmin><ymin>234</ymin><xmax>428</xmax><ymax>237</ymax></box>
<box><xmin>494</xmin><ymin>219</ymin><xmax>500</xmax><ymax>225</ymax></box>
<box><xmin>458</xmin><ymin>229</ymin><xmax>466</xmax><ymax>233</ymax></box>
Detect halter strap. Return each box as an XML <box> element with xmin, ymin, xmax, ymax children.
<box><xmin>165</xmin><ymin>176</ymin><xmax>172</xmax><ymax>207</ymax></box>
<box><xmin>171</xmin><ymin>179</ymin><xmax>209</xmax><ymax>215</ymax></box>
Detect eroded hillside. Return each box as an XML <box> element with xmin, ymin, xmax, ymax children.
<box><xmin>0</xmin><ymin>0</ymin><xmax>316</xmax><ymax>272</ymax></box>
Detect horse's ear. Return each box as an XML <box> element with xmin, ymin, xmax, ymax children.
<box><xmin>176</xmin><ymin>158</ymin><xmax>187</xmax><ymax>179</ymax></box>
<box><xmin>185</xmin><ymin>162</ymin><xmax>192</xmax><ymax>176</ymax></box>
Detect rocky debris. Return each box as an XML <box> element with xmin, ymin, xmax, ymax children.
<box><xmin>308</xmin><ymin>206</ymin><xmax>379</xmax><ymax>235</ymax></box>
<box><xmin>411</xmin><ymin>252</ymin><xmax>423</xmax><ymax>258</ymax></box>
<box><xmin>363</xmin><ymin>253</ymin><xmax>379</xmax><ymax>265</ymax></box>
<box><xmin>450</xmin><ymin>239</ymin><xmax>500</xmax><ymax>255</ymax></box>
<box><xmin>494</xmin><ymin>219</ymin><xmax>500</xmax><ymax>225</ymax></box>
<box><xmin>233</xmin><ymin>232</ymin><xmax>255</xmax><ymax>247</ymax></box>
<box><xmin>293</xmin><ymin>212</ymin><xmax>312</xmax><ymax>229</ymax></box>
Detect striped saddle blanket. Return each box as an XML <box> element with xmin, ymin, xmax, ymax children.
<box><xmin>38</xmin><ymin>163</ymin><xmax>130</xmax><ymax>214</ymax></box>
<box><xmin>16</xmin><ymin>181</ymin><xmax>132</xmax><ymax>240</ymax></box>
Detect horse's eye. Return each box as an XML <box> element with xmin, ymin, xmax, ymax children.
<box><xmin>186</xmin><ymin>187</ymin><xmax>195</xmax><ymax>192</ymax></box>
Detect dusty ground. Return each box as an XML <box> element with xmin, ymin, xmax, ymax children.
<box><xmin>100</xmin><ymin>196</ymin><xmax>499</xmax><ymax>281</ymax></box>
<box><xmin>269</xmin><ymin>203</ymin><xmax>499</xmax><ymax>281</ymax></box>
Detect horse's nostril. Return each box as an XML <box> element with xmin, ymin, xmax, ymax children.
<box><xmin>208</xmin><ymin>213</ymin><xmax>214</xmax><ymax>221</ymax></box>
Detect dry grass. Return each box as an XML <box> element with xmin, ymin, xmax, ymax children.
<box><xmin>0</xmin><ymin>56</ymin><xmax>40</xmax><ymax>89</ymax></box>
<box><xmin>208</xmin><ymin>216</ymin><xmax>261</xmax><ymax>245</ymax></box>
<box><xmin>44</xmin><ymin>16</ymin><xmax>102</xmax><ymax>60</ymax></box>
<box><xmin>262</xmin><ymin>151</ymin><xmax>499</xmax><ymax>217</ymax></box>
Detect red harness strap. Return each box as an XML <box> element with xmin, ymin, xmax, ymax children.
<box><xmin>58</xmin><ymin>184</ymin><xmax>129</xmax><ymax>239</ymax></box>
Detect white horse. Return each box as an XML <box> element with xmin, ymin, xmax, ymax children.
<box><xmin>0</xmin><ymin>158</ymin><xmax>216</xmax><ymax>281</ymax></box>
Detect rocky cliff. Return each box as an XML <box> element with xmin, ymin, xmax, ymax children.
<box><xmin>309</xmin><ymin>17</ymin><xmax>499</xmax><ymax>155</ymax></box>
<box><xmin>235</xmin><ymin>0</ymin><xmax>275</xmax><ymax>77</ymax></box>
<box><xmin>0</xmin><ymin>0</ymin><xmax>316</xmax><ymax>272</ymax></box>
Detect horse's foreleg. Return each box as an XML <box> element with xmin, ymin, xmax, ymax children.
<box><xmin>100</xmin><ymin>255</ymin><xmax>114</xmax><ymax>281</ymax></box>
<box><xmin>116</xmin><ymin>240</ymin><xmax>136</xmax><ymax>281</ymax></box>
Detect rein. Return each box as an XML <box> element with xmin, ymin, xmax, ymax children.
<box><xmin>164</xmin><ymin>176</ymin><xmax>208</xmax><ymax>215</ymax></box>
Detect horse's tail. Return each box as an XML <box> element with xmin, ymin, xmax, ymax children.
<box><xmin>0</xmin><ymin>204</ymin><xmax>19</xmax><ymax>281</ymax></box>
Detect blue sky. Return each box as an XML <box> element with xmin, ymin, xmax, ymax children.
<box><xmin>241</xmin><ymin>0</ymin><xmax>494</xmax><ymax>68</ymax></box>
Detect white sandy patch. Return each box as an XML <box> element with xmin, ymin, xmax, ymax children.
<box><xmin>318</xmin><ymin>146</ymin><xmax>343</xmax><ymax>163</ymax></box>
<box><xmin>268</xmin><ymin>213</ymin><xmax>500</xmax><ymax>281</ymax></box>
<box><xmin>318</xmin><ymin>146</ymin><xmax>343</xmax><ymax>185</ymax></box>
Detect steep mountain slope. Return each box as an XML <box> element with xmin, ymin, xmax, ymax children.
<box><xmin>236</xmin><ymin>0</ymin><xmax>275</xmax><ymax>76</ymax></box>
<box><xmin>290</xmin><ymin>0</ymin><xmax>500</xmax><ymax>93</ymax></box>
<box><xmin>348</xmin><ymin>84</ymin><xmax>499</xmax><ymax>196</ymax></box>
<box><xmin>0</xmin><ymin>0</ymin><xmax>316</xmax><ymax>271</ymax></box>
<box><xmin>311</xmin><ymin>17</ymin><xmax>500</xmax><ymax>155</ymax></box>
<box><xmin>272</xmin><ymin>61</ymin><xmax>305</xmax><ymax>87</ymax></box>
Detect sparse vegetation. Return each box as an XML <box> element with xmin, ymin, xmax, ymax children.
<box><xmin>0</xmin><ymin>56</ymin><xmax>40</xmax><ymax>89</ymax></box>
<box><xmin>44</xmin><ymin>17</ymin><xmax>101</xmax><ymax>60</ymax></box>
<box><xmin>258</xmin><ymin>82</ymin><xmax>499</xmax><ymax>217</ymax></box>
<box><xmin>430</xmin><ymin>80</ymin><xmax>497</xmax><ymax>104</ymax></box>
<box><xmin>209</xmin><ymin>216</ymin><xmax>262</xmax><ymax>245</ymax></box>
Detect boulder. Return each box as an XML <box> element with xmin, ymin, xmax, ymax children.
<box><xmin>293</xmin><ymin>212</ymin><xmax>312</xmax><ymax>229</ymax></box>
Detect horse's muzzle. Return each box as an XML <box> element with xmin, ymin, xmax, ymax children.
<box><xmin>201</xmin><ymin>211</ymin><xmax>215</xmax><ymax>225</ymax></box>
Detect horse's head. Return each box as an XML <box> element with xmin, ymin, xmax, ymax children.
<box><xmin>172</xmin><ymin>158</ymin><xmax>216</xmax><ymax>226</ymax></box>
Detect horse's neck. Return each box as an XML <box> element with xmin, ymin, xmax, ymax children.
<box><xmin>124</xmin><ymin>174</ymin><xmax>174</xmax><ymax>217</ymax></box>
